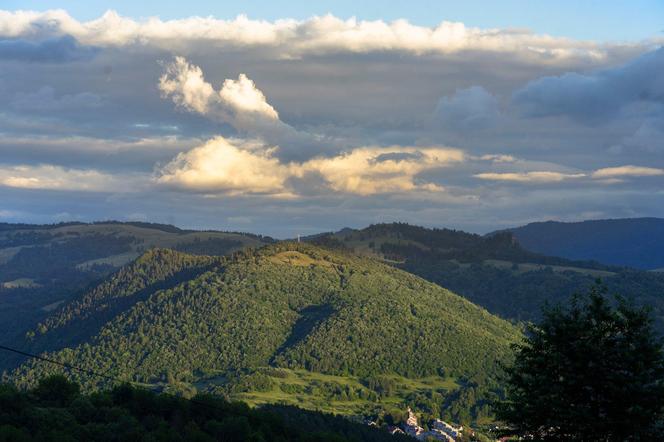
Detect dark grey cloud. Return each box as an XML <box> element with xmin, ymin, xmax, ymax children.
<box><xmin>0</xmin><ymin>36</ymin><xmax>99</xmax><ymax>63</ymax></box>
<box><xmin>434</xmin><ymin>86</ymin><xmax>500</xmax><ymax>130</ymax></box>
<box><xmin>618</xmin><ymin>117</ymin><xmax>664</xmax><ymax>153</ymax></box>
<box><xmin>373</xmin><ymin>152</ymin><xmax>424</xmax><ymax>162</ymax></box>
<box><xmin>512</xmin><ymin>47</ymin><xmax>664</xmax><ymax>122</ymax></box>
<box><xmin>12</xmin><ymin>86</ymin><xmax>103</xmax><ymax>111</ymax></box>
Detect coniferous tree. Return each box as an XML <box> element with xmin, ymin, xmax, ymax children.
<box><xmin>497</xmin><ymin>285</ymin><xmax>664</xmax><ymax>441</ymax></box>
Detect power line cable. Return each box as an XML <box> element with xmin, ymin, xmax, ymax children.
<box><xmin>0</xmin><ymin>343</ymin><xmax>235</xmax><ymax>414</ymax></box>
<box><xmin>0</xmin><ymin>344</ymin><xmax>121</xmax><ymax>383</ymax></box>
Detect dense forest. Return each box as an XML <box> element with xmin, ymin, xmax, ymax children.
<box><xmin>311</xmin><ymin>223</ymin><xmax>664</xmax><ymax>332</ymax></box>
<box><xmin>0</xmin><ymin>375</ymin><xmax>411</xmax><ymax>442</ymax></box>
<box><xmin>0</xmin><ymin>222</ymin><xmax>271</xmax><ymax>354</ymax></box>
<box><xmin>6</xmin><ymin>243</ymin><xmax>521</xmax><ymax>426</ymax></box>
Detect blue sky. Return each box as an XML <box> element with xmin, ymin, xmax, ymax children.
<box><xmin>4</xmin><ymin>0</ymin><xmax>664</xmax><ymax>42</ymax></box>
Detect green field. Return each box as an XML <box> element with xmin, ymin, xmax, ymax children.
<box><xmin>482</xmin><ymin>259</ymin><xmax>616</xmax><ymax>277</ymax></box>
<box><xmin>195</xmin><ymin>368</ymin><xmax>460</xmax><ymax>417</ymax></box>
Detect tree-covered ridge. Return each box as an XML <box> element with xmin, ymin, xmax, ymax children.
<box><xmin>319</xmin><ymin>222</ymin><xmax>611</xmax><ymax>270</ymax></box>
<box><xmin>313</xmin><ymin>222</ymin><xmax>664</xmax><ymax>332</ymax></box>
<box><xmin>399</xmin><ymin>259</ymin><xmax>664</xmax><ymax>327</ymax></box>
<box><xmin>24</xmin><ymin>249</ymin><xmax>223</xmax><ymax>352</ymax></box>
<box><xmin>0</xmin><ymin>375</ymin><xmax>409</xmax><ymax>442</ymax></box>
<box><xmin>505</xmin><ymin>217</ymin><xmax>664</xmax><ymax>270</ymax></box>
<box><xmin>0</xmin><ymin>222</ymin><xmax>272</xmax><ymax>361</ymax></box>
<box><xmin>8</xmin><ymin>243</ymin><xmax>520</xmax><ymax>423</ymax></box>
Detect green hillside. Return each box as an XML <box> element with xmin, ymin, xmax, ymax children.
<box><xmin>310</xmin><ymin>223</ymin><xmax>664</xmax><ymax>331</ymax></box>
<box><xmin>8</xmin><ymin>242</ymin><xmax>521</xmax><ymax>425</ymax></box>
<box><xmin>18</xmin><ymin>249</ymin><xmax>224</xmax><ymax>360</ymax></box>
<box><xmin>0</xmin><ymin>222</ymin><xmax>272</xmax><ymax>347</ymax></box>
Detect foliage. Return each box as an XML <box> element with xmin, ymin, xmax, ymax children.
<box><xmin>316</xmin><ymin>222</ymin><xmax>664</xmax><ymax>333</ymax></box>
<box><xmin>29</xmin><ymin>249</ymin><xmax>221</xmax><ymax>344</ymax></box>
<box><xmin>333</xmin><ymin>222</ymin><xmax>607</xmax><ymax>269</ymax></box>
<box><xmin>175</xmin><ymin>237</ymin><xmax>243</xmax><ymax>256</ymax></box>
<box><xmin>0</xmin><ymin>222</ymin><xmax>271</xmax><ymax>369</ymax></box>
<box><xmin>0</xmin><ymin>234</ymin><xmax>135</xmax><ymax>282</ymax></box>
<box><xmin>8</xmin><ymin>243</ymin><xmax>520</xmax><ymax>424</ymax></box>
<box><xmin>402</xmin><ymin>258</ymin><xmax>664</xmax><ymax>333</ymax></box>
<box><xmin>0</xmin><ymin>375</ymin><xmax>409</xmax><ymax>442</ymax></box>
<box><xmin>496</xmin><ymin>285</ymin><xmax>664</xmax><ymax>441</ymax></box>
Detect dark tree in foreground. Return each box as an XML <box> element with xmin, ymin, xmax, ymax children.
<box><xmin>497</xmin><ymin>285</ymin><xmax>664</xmax><ymax>441</ymax></box>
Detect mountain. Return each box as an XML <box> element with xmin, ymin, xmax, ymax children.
<box><xmin>308</xmin><ymin>222</ymin><xmax>621</xmax><ymax>271</ymax></box>
<box><xmin>8</xmin><ymin>242</ymin><xmax>521</xmax><ymax>426</ymax></box>
<box><xmin>308</xmin><ymin>223</ymin><xmax>664</xmax><ymax>331</ymax></box>
<box><xmin>0</xmin><ymin>221</ymin><xmax>272</xmax><ymax>346</ymax></box>
<box><xmin>504</xmin><ymin>218</ymin><xmax>664</xmax><ymax>270</ymax></box>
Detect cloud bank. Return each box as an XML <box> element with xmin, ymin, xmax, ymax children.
<box><xmin>0</xmin><ymin>164</ymin><xmax>139</xmax><ymax>192</ymax></box>
<box><xmin>0</xmin><ymin>10</ymin><xmax>636</xmax><ymax>62</ymax></box>
<box><xmin>0</xmin><ymin>35</ymin><xmax>97</xmax><ymax>62</ymax></box>
<box><xmin>513</xmin><ymin>47</ymin><xmax>664</xmax><ymax>122</ymax></box>
<box><xmin>1</xmin><ymin>9</ymin><xmax>663</xmax><ymax>235</ymax></box>
<box><xmin>475</xmin><ymin>171</ymin><xmax>585</xmax><ymax>183</ymax></box>
<box><xmin>592</xmin><ymin>165</ymin><xmax>664</xmax><ymax>179</ymax></box>
<box><xmin>156</xmin><ymin>136</ymin><xmax>462</xmax><ymax>196</ymax></box>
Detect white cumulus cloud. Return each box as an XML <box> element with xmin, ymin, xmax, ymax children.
<box><xmin>302</xmin><ymin>147</ymin><xmax>462</xmax><ymax>195</ymax></box>
<box><xmin>156</xmin><ymin>137</ymin><xmax>292</xmax><ymax>195</ymax></box>
<box><xmin>155</xmin><ymin>136</ymin><xmax>463</xmax><ymax>196</ymax></box>
<box><xmin>159</xmin><ymin>56</ymin><xmax>281</xmax><ymax>133</ymax></box>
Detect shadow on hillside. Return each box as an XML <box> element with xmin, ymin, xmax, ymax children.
<box><xmin>271</xmin><ymin>304</ymin><xmax>334</xmax><ymax>360</ymax></box>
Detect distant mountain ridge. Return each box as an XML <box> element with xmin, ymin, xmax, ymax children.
<box><xmin>308</xmin><ymin>222</ymin><xmax>614</xmax><ymax>270</ymax></box>
<box><xmin>308</xmin><ymin>222</ymin><xmax>664</xmax><ymax>332</ymax></box>
<box><xmin>503</xmin><ymin>218</ymin><xmax>664</xmax><ymax>270</ymax></box>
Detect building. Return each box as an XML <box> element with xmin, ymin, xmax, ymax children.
<box><xmin>399</xmin><ymin>409</ymin><xmax>464</xmax><ymax>441</ymax></box>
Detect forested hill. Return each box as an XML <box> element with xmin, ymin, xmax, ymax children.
<box><xmin>8</xmin><ymin>242</ymin><xmax>521</xmax><ymax>425</ymax></box>
<box><xmin>503</xmin><ymin>218</ymin><xmax>664</xmax><ymax>270</ymax></box>
<box><xmin>309</xmin><ymin>222</ymin><xmax>611</xmax><ymax>270</ymax></box>
<box><xmin>11</xmin><ymin>249</ymin><xmax>224</xmax><ymax>366</ymax></box>
<box><xmin>0</xmin><ymin>221</ymin><xmax>273</xmax><ymax>351</ymax></box>
<box><xmin>308</xmin><ymin>223</ymin><xmax>664</xmax><ymax>332</ymax></box>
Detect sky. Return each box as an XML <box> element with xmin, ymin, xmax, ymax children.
<box><xmin>0</xmin><ymin>3</ymin><xmax>663</xmax><ymax>237</ymax></box>
<box><xmin>4</xmin><ymin>0</ymin><xmax>664</xmax><ymax>41</ymax></box>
